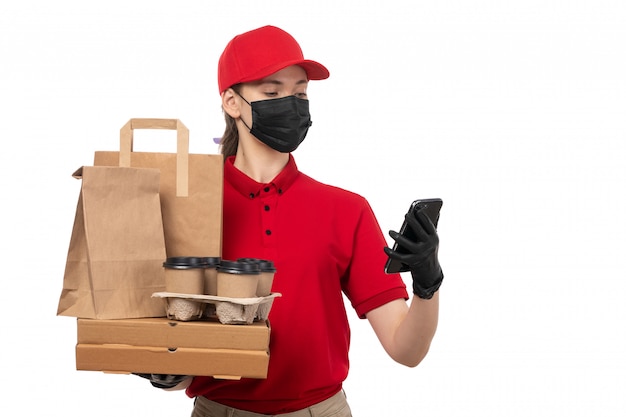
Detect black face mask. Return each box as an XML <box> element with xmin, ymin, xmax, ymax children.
<box><xmin>238</xmin><ymin>94</ymin><xmax>312</xmax><ymax>153</ymax></box>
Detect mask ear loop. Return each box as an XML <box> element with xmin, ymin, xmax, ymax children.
<box><xmin>233</xmin><ymin>90</ymin><xmax>254</xmax><ymax>131</ymax></box>
<box><xmin>234</xmin><ymin>90</ymin><xmax>252</xmax><ymax>106</ymax></box>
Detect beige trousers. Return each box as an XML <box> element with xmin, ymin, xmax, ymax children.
<box><xmin>191</xmin><ymin>390</ymin><xmax>352</xmax><ymax>417</ymax></box>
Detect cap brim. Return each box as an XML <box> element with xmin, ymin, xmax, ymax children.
<box><xmin>297</xmin><ymin>60</ymin><xmax>330</xmax><ymax>80</ymax></box>
<box><xmin>239</xmin><ymin>59</ymin><xmax>329</xmax><ymax>85</ymax></box>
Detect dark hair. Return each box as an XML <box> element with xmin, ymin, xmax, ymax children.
<box><xmin>219</xmin><ymin>84</ymin><xmax>241</xmax><ymax>160</ymax></box>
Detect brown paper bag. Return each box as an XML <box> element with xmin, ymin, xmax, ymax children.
<box><xmin>57</xmin><ymin>166</ymin><xmax>167</xmax><ymax>319</ymax></box>
<box><xmin>93</xmin><ymin>118</ymin><xmax>223</xmax><ymax>258</ymax></box>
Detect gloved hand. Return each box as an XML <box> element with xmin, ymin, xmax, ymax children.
<box><xmin>384</xmin><ymin>207</ymin><xmax>444</xmax><ymax>299</ymax></box>
<box><xmin>134</xmin><ymin>373</ymin><xmax>189</xmax><ymax>389</ymax></box>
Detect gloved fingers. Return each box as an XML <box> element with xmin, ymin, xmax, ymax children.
<box><xmin>388</xmin><ymin>229</ymin><xmax>421</xmax><ymax>255</ymax></box>
<box><xmin>149</xmin><ymin>374</ymin><xmax>189</xmax><ymax>389</ymax></box>
<box><xmin>152</xmin><ymin>374</ymin><xmax>187</xmax><ymax>384</ymax></box>
<box><xmin>387</xmin><ymin>226</ymin><xmax>438</xmax><ymax>264</ymax></box>
<box><xmin>384</xmin><ymin>245</ymin><xmax>405</xmax><ymax>261</ymax></box>
<box><xmin>384</xmin><ymin>241</ymin><xmax>420</xmax><ymax>265</ymax></box>
<box><xmin>406</xmin><ymin>209</ymin><xmax>439</xmax><ymax>244</ymax></box>
<box><xmin>414</xmin><ymin>208</ymin><xmax>438</xmax><ymax>236</ymax></box>
<box><xmin>134</xmin><ymin>373</ymin><xmax>189</xmax><ymax>389</ymax></box>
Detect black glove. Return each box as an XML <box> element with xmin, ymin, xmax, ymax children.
<box><xmin>384</xmin><ymin>207</ymin><xmax>444</xmax><ymax>299</ymax></box>
<box><xmin>134</xmin><ymin>373</ymin><xmax>189</xmax><ymax>389</ymax></box>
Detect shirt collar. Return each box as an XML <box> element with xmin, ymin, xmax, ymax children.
<box><xmin>224</xmin><ymin>154</ymin><xmax>300</xmax><ymax>198</ymax></box>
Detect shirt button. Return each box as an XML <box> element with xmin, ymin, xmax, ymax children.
<box><xmin>278</xmin><ymin>189</ymin><xmax>283</xmax><ymax>194</ymax></box>
<box><xmin>249</xmin><ymin>193</ymin><xmax>255</xmax><ymax>199</ymax></box>
<box><xmin>265</xmin><ymin>230</ymin><xmax>272</xmax><ymax>235</ymax></box>
<box><xmin>264</xmin><ymin>186</ymin><xmax>270</xmax><ymax>192</ymax></box>
<box><xmin>264</xmin><ymin>205</ymin><xmax>270</xmax><ymax>211</ymax></box>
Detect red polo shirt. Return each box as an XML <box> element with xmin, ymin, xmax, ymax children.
<box><xmin>186</xmin><ymin>155</ymin><xmax>408</xmax><ymax>414</ymax></box>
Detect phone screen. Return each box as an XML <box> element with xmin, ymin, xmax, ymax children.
<box><xmin>384</xmin><ymin>198</ymin><xmax>443</xmax><ymax>274</ymax></box>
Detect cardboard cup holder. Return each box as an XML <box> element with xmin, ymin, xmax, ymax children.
<box><xmin>153</xmin><ymin>292</ymin><xmax>281</xmax><ymax>324</ymax></box>
<box><xmin>166</xmin><ymin>297</ymin><xmax>204</xmax><ymax>321</ymax></box>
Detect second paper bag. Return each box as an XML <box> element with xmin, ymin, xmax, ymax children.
<box><xmin>57</xmin><ymin>166</ymin><xmax>167</xmax><ymax>319</ymax></box>
<box><xmin>94</xmin><ymin>119</ymin><xmax>223</xmax><ymax>258</ymax></box>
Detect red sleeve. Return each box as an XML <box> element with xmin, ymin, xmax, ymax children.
<box><xmin>342</xmin><ymin>198</ymin><xmax>409</xmax><ymax>318</ymax></box>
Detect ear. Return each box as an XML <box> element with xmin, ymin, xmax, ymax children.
<box><xmin>221</xmin><ymin>88</ymin><xmax>241</xmax><ymax>119</ymax></box>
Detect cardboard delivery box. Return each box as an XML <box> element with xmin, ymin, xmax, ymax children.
<box><xmin>76</xmin><ymin>318</ymin><xmax>271</xmax><ymax>379</ymax></box>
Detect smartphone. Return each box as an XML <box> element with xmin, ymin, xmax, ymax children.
<box><xmin>384</xmin><ymin>198</ymin><xmax>443</xmax><ymax>274</ymax></box>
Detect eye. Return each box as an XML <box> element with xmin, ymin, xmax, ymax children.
<box><xmin>264</xmin><ymin>91</ymin><xmax>278</xmax><ymax>97</ymax></box>
<box><xmin>295</xmin><ymin>92</ymin><xmax>308</xmax><ymax>99</ymax></box>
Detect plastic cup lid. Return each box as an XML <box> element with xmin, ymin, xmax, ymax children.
<box><xmin>217</xmin><ymin>259</ymin><xmax>261</xmax><ymax>274</ymax></box>
<box><xmin>200</xmin><ymin>257</ymin><xmax>222</xmax><ymax>267</ymax></box>
<box><xmin>163</xmin><ymin>256</ymin><xmax>206</xmax><ymax>269</ymax></box>
<box><xmin>237</xmin><ymin>257</ymin><xmax>276</xmax><ymax>272</ymax></box>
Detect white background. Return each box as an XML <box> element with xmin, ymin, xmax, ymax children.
<box><xmin>1</xmin><ymin>1</ymin><xmax>624</xmax><ymax>416</ymax></box>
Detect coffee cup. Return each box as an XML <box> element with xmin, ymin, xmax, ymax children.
<box><xmin>201</xmin><ymin>257</ymin><xmax>221</xmax><ymax>296</ymax></box>
<box><xmin>216</xmin><ymin>260</ymin><xmax>260</xmax><ymax>298</ymax></box>
<box><xmin>237</xmin><ymin>258</ymin><xmax>276</xmax><ymax>297</ymax></box>
<box><xmin>163</xmin><ymin>257</ymin><xmax>205</xmax><ymax>320</ymax></box>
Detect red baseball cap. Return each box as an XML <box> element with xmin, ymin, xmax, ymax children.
<box><xmin>218</xmin><ymin>25</ymin><xmax>330</xmax><ymax>93</ymax></box>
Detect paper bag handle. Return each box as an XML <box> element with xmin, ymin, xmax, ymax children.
<box><xmin>119</xmin><ymin>118</ymin><xmax>189</xmax><ymax>197</ymax></box>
